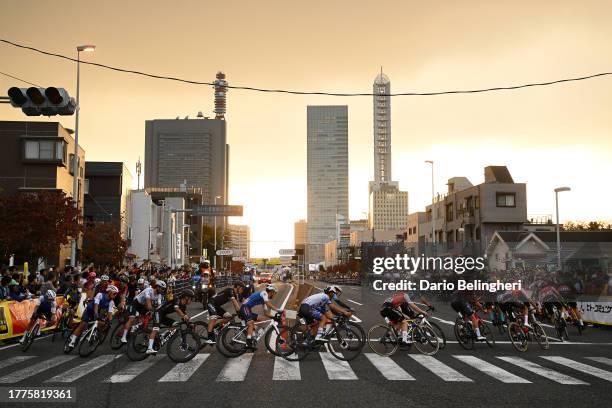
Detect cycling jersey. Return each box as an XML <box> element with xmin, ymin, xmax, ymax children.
<box><xmin>384</xmin><ymin>292</ymin><xmax>411</xmax><ymax>309</ymax></box>
<box><xmin>211</xmin><ymin>287</ymin><xmax>237</xmax><ymax>307</ymax></box>
<box><xmin>242</xmin><ymin>291</ymin><xmax>269</xmax><ymax>308</ymax></box>
<box><xmin>157</xmin><ymin>298</ymin><xmax>187</xmax><ymax>327</ymax></box>
<box><xmin>31</xmin><ymin>296</ymin><xmax>57</xmax><ymax>321</ymax></box>
<box><xmin>134</xmin><ymin>287</ymin><xmax>158</xmax><ymax>305</ymax></box>
<box><xmin>82</xmin><ymin>293</ymin><xmax>115</xmax><ymax>322</ymax></box>
<box><xmin>301</xmin><ymin>293</ymin><xmax>332</xmax><ymax>309</ymax></box>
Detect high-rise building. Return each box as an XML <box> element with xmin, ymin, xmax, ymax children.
<box><xmin>368</xmin><ymin>72</ymin><xmax>409</xmax><ymax>231</ymax></box>
<box><xmin>307</xmin><ymin>106</ymin><xmax>349</xmax><ymax>265</ymax></box>
<box><xmin>227</xmin><ymin>224</ymin><xmax>250</xmax><ymax>259</ymax></box>
<box><xmin>294</xmin><ymin>219</ymin><xmax>308</xmax><ymax>246</ymax></box>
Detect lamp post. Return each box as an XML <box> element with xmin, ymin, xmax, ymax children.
<box><xmin>425</xmin><ymin>160</ymin><xmax>435</xmax><ymax>256</ymax></box>
<box><xmin>213</xmin><ymin>195</ymin><xmax>222</xmax><ymax>269</ymax></box>
<box><xmin>147</xmin><ymin>226</ymin><xmax>159</xmax><ymax>263</ymax></box>
<box><xmin>554</xmin><ymin>186</ymin><xmax>571</xmax><ymax>271</ymax></box>
<box><xmin>70</xmin><ymin>44</ymin><xmax>95</xmax><ymax>267</ymax></box>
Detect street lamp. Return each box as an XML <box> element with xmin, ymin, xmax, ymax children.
<box><xmin>70</xmin><ymin>44</ymin><xmax>95</xmax><ymax>267</ymax></box>
<box><xmin>425</xmin><ymin>160</ymin><xmax>435</xmax><ymax>256</ymax></box>
<box><xmin>554</xmin><ymin>186</ymin><xmax>571</xmax><ymax>271</ymax></box>
<box><xmin>214</xmin><ymin>195</ymin><xmax>222</xmax><ymax>269</ymax></box>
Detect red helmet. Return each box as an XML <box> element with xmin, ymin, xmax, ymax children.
<box><xmin>88</xmin><ymin>272</ymin><xmax>97</xmax><ymax>279</ymax></box>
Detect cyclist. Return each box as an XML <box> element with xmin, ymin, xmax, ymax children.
<box><xmin>19</xmin><ymin>290</ymin><xmax>58</xmax><ymax>344</ymax></box>
<box><xmin>451</xmin><ymin>290</ymin><xmax>486</xmax><ymax>341</ymax></box>
<box><xmin>238</xmin><ymin>284</ymin><xmax>283</xmax><ymax>350</ymax></box>
<box><xmin>206</xmin><ymin>281</ymin><xmax>246</xmax><ymax>343</ymax></box>
<box><xmin>94</xmin><ymin>275</ymin><xmax>110</xmax><ymax>295</ymax></box>
<box><xmin>157</xmin><ymin>288</ymin><xmax>194</xmax><ymax>326</ymax></box>
<box><xmin>299</xmin><ymin>286</ymin><xmax>352</xmax><ymax>343</ymax></box>
<box><xmin>380</xmin><ymin>292</ymin><xmax>428</xmax><ymax>346</ymax></box>
<box><xmin>66</xmin><ymin>285</ymin><xmax>119</xmax><ymax>349</ymax></box>
<box><xmin>120</xmin><ymin>280</ymin><xmax>165</xmax><ymax>347</ymax></box>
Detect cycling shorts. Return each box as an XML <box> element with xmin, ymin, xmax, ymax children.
<box><xmin>380</xmin><ymin>306</ymin><xmax>404</xmax><ymax>324</ymax></box>
<box><xmin>238</xmin><ymin>305</ymin><xmax>257</xmax><ymax>322</ymax></box>
<box><xmin>31</xmin><ymin>304</ymin><xmax>53</xmax><ymax>322</ymax></box>
<box><xmin>451</xmin><ymin>300</ymin><xmax>474</xmax><ymax>317</ymax></box>
<box><xmin>129</xmin><ymin>300</ymin><xmax>149</xmax><ymax>317</ymax></box>
<box><xmin>207</xmin><ymin>303</ymin><xmax>227</xmax><ymax>319</ymax></box>
<box><xmin>298</xmin><ymin>303</ymin><xmax>323</xmax><ymax>324</ymax></box>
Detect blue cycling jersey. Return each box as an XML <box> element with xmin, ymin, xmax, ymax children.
<box><xmin>242</xmin><ymin>291</ymin><xmax>269</xmax><ymax>308</ymax></box>
<box><xmin>87</xmin><ymin>292</ymin><xmax>115</xmax><ymax>314</ymax></box>
<box><xmin>302</xmin><ymin>293</ymin><xmax>332</xmax><ymax>309</ymax></box>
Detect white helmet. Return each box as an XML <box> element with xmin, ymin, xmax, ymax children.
<box><xmin>137</xmin><ymin>278</ymin><xmax>145</xmax><ymax>285</ymax></box>
<box><xmin>101</xmin><ymin>275</ymin><xmax>110</xmax><ymax>282</ymax></box>
<box><xmin>324</xmin><ymin>285</ymin><xmax>342</xmax><ymax>295</ymax></box>
<box><xmin>265</xmin><ymin>284</ymin><xmax>277</xmax><ymax>292</ymax></box>
<box><xmin>45</xmin><ymin>289</ymin><xmax>56</xmax><ymax>300</ymax></box>
<box><xmin>94</xmin><ymin>278</ymin><xmax>101</xmax><ymax>285</ymax></box>
<box><xmin>106</xmin><ymin>285</ymin><xmax>119</xmax><ymax>294</ymax></box>
<box><xmin>156</xmin><ymin>280</ymin><xmax>167</xmax><ymax>290</ymax></box>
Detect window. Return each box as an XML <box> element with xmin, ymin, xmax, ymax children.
<box><xmin>39</xmin><ymin>141</ymin><xmax>54</xmax><ymax>159</ymax></box>
<box><xmin>84</xmin><ymin>179</ymin><xmax>90</xmax><ymax>195</ymax></box>
<box><xmin>496</xmin><ymin>193</ymin><xmax>516</xmax><ymax>207</ymax></box>
<box><xmin>25</xmin><ymin>141</ymin><xmax>39</xmax><ymax>159</ymax></box>
<box><xmin>23</xmin><ymin>139</ymin><xmax>66</xmax><ymax>163</ymax></box>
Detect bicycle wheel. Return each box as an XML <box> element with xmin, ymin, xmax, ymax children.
<box><xmin>281</xmin><ymin>323</ymin><xmax>311</xmax><ymax>361</ymax></box>
<box><xmin>217</xmin><ymin>324</ymin><xmax>246</xmax><ymax>357</ymax></box>
<box><xmin>427</xmin><ymin>321</ymin><xmax>447</xmax><ymax>350</ymax></box>
<box><xmin>167</xmin><ymin>329</ymin><xmax>201</xmax><ymax>363</ymax></box>
<box><xmin>328</xmin><ymin>323</ymin><xmax>364</xmax><ymax>361</ymax></box>
<box><xmin>454</xmin><ymin>320</ymin><xmax>474</xmax><ymax>350</ymax></box>
<box><xmin>192</xmin><ymin>321</ymin><xmax>211</xmax><ymax>347</ymax></box>
<box><xmin>109</xmin><ymin>322</ymin><xmax>126</xmax><ymax>350</ymax></box>
<box><xmin>367</xmin><ymin>324</ymin><xmax>399</xmax><ymax>357</ymax></box>
<box><xmin>264</xmin><ymin>324</ymin><xmax>291</xmax><ymax>357</ymax></box>
<box><xmin>127</xmin><ymin>328</ymin><xmax>151</xmax><ymax>361</ymax></box>
<box><xmin>507</xmin><ymin>322</ymin><xmax>527</xmax><ymax>352</ymax></box>
<box><xmin>480</xmin><ymin>322</ymin><xmax>495</xmax><ymax>348</ymax></box>
<box><xmin>413</xmin><ymin>325</ymin><xmax>440</xmax><ymax>356</ymax></box>
<box><xmin>78</xmin><ymin>328</ymin><xmax>100</xmax><ymax>357</ymax></box>
<box><xmin>533</xmin><ymin>323</ymin><xmax>549</xmax><ymax>350</ymax></box>
<box><xmin>21</xmin><ymin>326</ymin><xmax>36</xmax><ymax>352</ymax></box>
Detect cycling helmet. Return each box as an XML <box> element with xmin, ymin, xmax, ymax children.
<box><xmin>181</xmin><ymin>289</ymin><xmax>195</xmax><ymax>298</ymax></box>
<box><xmin>101</xmin><ymin>275</ymin><xmax>110</xmax><ymax>282</ymax></box>
<box><xmin>106</xmin><ymin>285</ymin><xmax>119</xmax><ymax>294</ymax></box>
<box><xmin>94</xmin><ymin>278</ymin><xmax>101</xmax><ymax>285</ymax></box>
<box><xmin>243</xmin><ymin>266</ymin><xmax>250</xmax><ymax>273</ymax></box>
<box><xmin>88</xmin><ymin>272</ymin><xmax>97</xmax><ymax>279</ymax></box>
<box><xmin>137</xmin><ymin>278</ymin><xmax>145</xmax><ymax>285</ymax></box>
<box><xmin>119</xmin><ymin>274</ymin><xmax>129</xmax><ymax>283</ymax></box>
<box><xmin>45</xmin><ymin>289</ymin><xmax>56</xmax><ymax>300</ymax></box>
<box><xmin>265</xmin><ymin>284</ymin><xmax>277</xmax><ymax>292</ymax></box>
<box><xmin>156</xmin><ymin>280</ymin><xmax>167</xmax><ymax>290</ymax></box>
<box><xmin>324</xmin><ymin>285</ymin><xmax>342</xmax><ymax>295</ymax></box>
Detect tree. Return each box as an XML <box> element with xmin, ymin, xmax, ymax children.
<box><xmin>563</xmin><ymin>220</ymin><xmax>612</xmax><ymax>231</ymax></box>
<box><xmin>82</xmin><ymin>222</ymin><xmax>128</xmax><ymax>266</ymax></box>
<box><xmin>0</xmin><ymin>191</ymin><xmax>82</xmax><ymax>266</ymax></box>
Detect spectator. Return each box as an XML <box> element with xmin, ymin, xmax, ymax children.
<box><xmin>40</xmin><ymin>272</ymin><xmax>57</xmax><ymax>294</ymax></box>
<box><xmin>27</xmin><ymin>274</ymin><xmax>40</xmax><ymax>296</ymax></box>
<box><xmin>0</xmin><ymin>276</ymin><xmax>11</xmax><ymax>300</ymax></box>
<box><xmin>8</xmin><ymin>280</ymin><xmax>28</xmax><ymax>301</ymax></box>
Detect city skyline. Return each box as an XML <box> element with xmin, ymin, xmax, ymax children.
<box><xmin>2</xmin><ymin>1</ymin><xmax>612</xmax><ymax>257</ymax></box>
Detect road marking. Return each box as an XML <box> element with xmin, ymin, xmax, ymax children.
<box><xmin>216</xmin><ymin>354</ymin><xmax>253</xmax><ymax>382</ymax></box>
<box><xmin>0</xmin><ymin>356</ymin><xmax>36</xmax><ymax>370</ymax></box>
<box><xmin>319</xmin><ymin>352</ymin><xmax>358</xmax><ymax>380</ymax></box>
<box><xmin>46</xmin><ymin>354</ymin><xmax>121</xmax><ymax>382</ymax></box>
<box><xmin>365</xmin><ymin>354</ymin><xmax>415</xmax><ymax>380</ymax></box>
<box><xmin>347</xmin><ymin>299</ymin><xmax>363</xmax><ymax>306</ymax></box>
<box><xmin>273</xmin><ymin>356</ymin><xmax>301</xmax><ymax>380</ymax></box>
<box><xmin>497</xmin><ymin>356</ymin><xmax>587</xmax><ymax>385</ymax></box>
<box><xmin>409</xmin><ymin>355</ymin><xmax>472</xmax><ymax>382</ymax></box>
<box><xmin>191</xmin><ymin>310</ymin><xmax>209</xmax><ymax>320</ymax></box>
<box><xmin>0</xmin><ymin>355</ymin><xmax>77</xmax><ymax>383</ymax></box>
<box><xmin>430</xmin><ymin>316</ymin><xmax>455</xmax><ymax>326</ymax></box>
<box><xmin>104</xmin><ymin>356</ymin><xmax>164</xmax><ymax>383</ymax></box>
<box><xmin>541</xmin><ymin>356</ymin><xmax>612</xmax><ymax>382</ymax></box>
<box><xmin>159</xmin><ymin>354</ymin><xmax>209</xmax><ymax>382</ymax></box>
<box><xmin>453</xmin><ymin>355</ymin><xmax>530</xmax><ymax>383</ymax></box>
<box><xmin>586</xmin><ymin>357</ymin><xmax>612</xmax><ymax>367</ymax></box>
<box><xmin>0</xmin><ymin>334</ymin><xmax>53</xmax><ymax>351</ymax></box>
<box><xmin>279</xmin><ymin>283</ymin><xmax>294</xmax><ymax>310</ymax></box>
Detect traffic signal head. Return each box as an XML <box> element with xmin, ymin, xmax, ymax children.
<box><xmin>7</xmin><ymin>87</ymin><xmax>28</xmax><ymax>107</ymax></box>
<box><xmin>6</xmin><ymin>87</ymin><xmax>76</xmax><ymax>116</ymax></box>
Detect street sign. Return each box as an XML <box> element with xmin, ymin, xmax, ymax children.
<box><xmin>192</xmin><ymin>204</ymin><xmax>243</xmax><ymax>217</ymax></box>
<box><xmin>279</xmin><ymin>255</ymin><xmax>293</xmax><ymax>262</ymax></box>
<box><xmin>279</xmin><ymin>249</ymin><xmax>296</xmax><ymax>256</ymax></box>
<box><xmin>232</xmin><ymin>256</ymin><xmax>247</xmax><ymax>262</ymax></box>
<box><xmin>216</xmin><ymin>249</ymin><xmax>233</xmax><ymax>256</ymax></box>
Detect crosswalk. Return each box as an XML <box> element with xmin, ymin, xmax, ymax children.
<box><xmin>0</xmin><ymin>352</ymin><xmax>610</xmax><ymax>385</ymax></box>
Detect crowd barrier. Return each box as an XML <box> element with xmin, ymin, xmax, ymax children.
<box><xmin>578</xmin><ymin>301</ymin><xmax>612</xmax><ymax>326</ymax></box>
<box><xmin>317</xmin><ymin>277</ymin><xmax>362</xmax><ymax>286</ymax></box>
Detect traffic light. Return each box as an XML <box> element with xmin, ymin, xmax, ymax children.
<box><xmin>7</xmin><ymin>87</ymin><xmax>76</xmax><ymax>116</ymax></box>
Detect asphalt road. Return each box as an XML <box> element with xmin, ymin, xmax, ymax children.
<box><xmin>0</xmin><ymin>280</ymin><xmax>610</xmax><ymax>408</ymax></box>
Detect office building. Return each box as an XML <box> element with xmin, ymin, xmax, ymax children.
<box><xmin>306</xmin><ymin>106</ymin><xmax>349</xmax><ymax>265</ymax></box>
<box><xmin>227</xmin><ymin>224</ymin><xmax>250</xmax><ymax>259</ymax></box>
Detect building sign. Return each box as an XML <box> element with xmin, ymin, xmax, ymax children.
<box><xmin>176</xmin><ymin>234</ymin><xmax>182</xmax><ymax>260</ymax></box>
<box><xmin>192</xmin><ymin>205</ymin><xmax>243</xmax><ymax>217</ymax></box>
<box><xmin>216</xmin><ymin>249</ymin><xmax>233</xmax><ymax>256</ymax></box>
<box><xmin>279</xmin><ymin>249</ymin><xmax>296</xmax><ymax>256</ymax></box>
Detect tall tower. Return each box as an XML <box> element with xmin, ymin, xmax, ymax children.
<box><xmin>214</xmin><ymin>71</ymin><xmax>228</xmax><ymax>120</ymax></box>
<box><xmin>373</xmin><ymin>70</ymin><xmax>391</xmax><ymax>185</ymax></box>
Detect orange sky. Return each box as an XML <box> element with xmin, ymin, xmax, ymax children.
<box><xmin>1</xmin><ymin>1</ymin><xmax>611</xmax><ymax>257</ymax></box>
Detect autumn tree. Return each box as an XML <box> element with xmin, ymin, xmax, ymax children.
<box><xmin>0</xmin><ymin>191</ymin><xmax>82</xmax><ymax>266</ymax></box>
<box><xmin>82</xmin><ymin>222</ymin><xmax>128</xmax><ymax>266</ymax></box>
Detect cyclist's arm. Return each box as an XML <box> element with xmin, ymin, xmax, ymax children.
<box><xmin>174</xmin><ymin>305</ymin><xmax>188</xmax><ymax>321</ymax></box>
<box><xmin>334</xmin><ymin>298</ymin><xmax>351</xmax><ymax>309</ymax></box>
<box><xmin>145</xmin><ymin>298</ymin><xmax>153</xmax><ymax>311</ymax></box>
<box><xmin>408</xmin><ymin>302</ymin><xmax>427</xmax><ymax>316</ymax></box>
<box><xmin>264</xmin><ymin>300</ymin><xmax>281</xmax><ymax>313</ymax></box>
<box><xmin>329</xmin><ymin>303</ymin><xmax>351</xmax><ymax>317</ymax></box>
<box><xmin>419</xmin><ymin>296</ymin><xmax>434</xmax><ymax>310</ymax></box>
<box><xmin>230</xmin><ymin>296</ymin><xmax>241</xmax><ymax>312</ymax></box>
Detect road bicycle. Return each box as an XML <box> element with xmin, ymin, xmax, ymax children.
<box><xmin>127</xmin><ymin>320</ymin><xmax>201</xmax><ymax>363</ymax></box>
<box><xmin>21</xmin><ymin>315</ymin><xmax>52</xmax><ymax>352</ymax></box>
<box><xmin>108</xmin><ymin>308</ymin><xmax>152</xmax><ymax>350</ymax></box>
<box><xmin>51</xmin><ymin>305</ymin><xmax>78</xmax><ymax>342</ymax></box>
<box><xmin>367</xmin><ymin>312</ymin><xmax>440</xmax><ymax>357</ymax></box>
<box><xmin>280</xmin><ymin>310</ymin><xmax>365</xmax><ymax>361</ymax></box>
<box><xmin>217</xmin><ymin>312</ymin><xmax>291</xmax><ymax>358</ymax></box>
<box><xmin>507</xmin><ymin>311</ymin><xmax>549</xmax><ymax>352</ymax></box>
<box><xmin>78</xmin><ymin>319</ymin><xmax>111</xmax><ymax>357</ymax></box>
<box><xmin>453</xmin><ymin>311</ymin><xmax>495</xmax><ymax>350</ymax></box>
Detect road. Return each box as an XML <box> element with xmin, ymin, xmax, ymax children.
<box><xmin>0</xmin><ymin>280</ymin><xmax>610</xmax><ymax>408</ymax></box>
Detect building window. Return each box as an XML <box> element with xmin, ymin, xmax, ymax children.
<box><xmin>446</xmin><ymin>203</ymin><xmax>454</xmax><ymax>222</ymax></box>
<box><xmin>84</xmin><ymin>179</ymin><xmax>90</xmax><ymax>195</ymax></box>
<box><xmin>496</xmin><ymin>193</ymin><xmax>516</xmax><ymax>207</ymax></box>
<box><xmin>25</xmin><ymin>141</ymin><xmax>39</xmax><ymax>159</ymax></box>
<box><xmin>23</xmin><ymin>139</ymin><xmax>66</xmax><ymax>163</ymax></box>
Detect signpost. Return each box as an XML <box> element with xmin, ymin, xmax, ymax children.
<box><xmin>192</xmin><ymin>205</ymin><xmax>243</xmax><ymax>217</ymax></box>
<box><xmin>279</xmin><ymin>249</ymin><xmax>296</xmax><ymax>256</ymax></box>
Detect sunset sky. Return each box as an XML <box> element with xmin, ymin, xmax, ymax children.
<box><xmin>1</xmin><ymin>1</ymin><xmax>612</xmax><ymax>257</ymax></box>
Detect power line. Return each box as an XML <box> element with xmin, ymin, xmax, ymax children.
<box><xmin>1</xmin><ymin>37</ymin><xmax>611</xmax><ymax>96</ymax></box>
<box><xmin>0</xmin><ymin>70</ymin><xmax>42</xmax><ymax>87</ymax></box>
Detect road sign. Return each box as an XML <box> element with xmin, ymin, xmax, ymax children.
<box><xmin>279</xmin><ymin>249</ymin><xmax>296</xmax><ymax>256</ymax></box>
<box><xmin>232</xmin><ymin>256</ymin><xmax>247</xmax><ymax>262</ymax></box>
<box><xmin>192</xmin><ymin>204</ymin><xmax>243</xmax><ymax>217</ymax></box>
<box><xmin>279</xmin><ymin>255</ymin><xmax>293</xmax><ymax>262</ymax></box>
<box><xmin>216</xmin><ymin>249</ymin><xmax>233</xmax><ymax>256</ymax></box>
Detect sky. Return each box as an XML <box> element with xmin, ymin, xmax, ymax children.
<box><xmin>1</xmin><ymin>1</ymin><xmax>612</xmax><ymax>257</ymax></box>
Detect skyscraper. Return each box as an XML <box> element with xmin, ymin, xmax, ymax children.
<box><xmin>368</xmin><ymin>72</ymin><xmax>409</xmax><ymax>231</ymax></box>
<box><xmin>307</xmin><ymin>106</ymin><xmax>349</xmax><ymax>264</ymax></box>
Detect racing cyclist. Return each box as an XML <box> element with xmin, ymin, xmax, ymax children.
<box><xmin>239</xmin><ymin>284</ymin><xmax>283</xmax><ymax>350</ymax></box>
<box><xmin>299</xmin><ymin>286</ymin><xmax>352</xmax><ymax>343</ymax></box>
<box><xmin>66</xmin><ymin>285</ymin><xmax>119</xmax><ymax>349</ymax></box>
<box><xmin>120</xmin><ymin>280</ymin><xmax>165</xmax><ymax>348</ymax></box>
<box><xmin>206</xmin><ymin>281</ymin><xmax>245</xmax><ymax>343</ymax></box>
<box><xmin>380</xmin><ymin>292</ymin><xmax>428</xmax><ymax>345</ymax></box>
<box><xmin>451</xmin><ymin>290</ymin><xmax>486</xmax><ymax>341</ymax></box>
<box><xmin>19</xmin><ymin>290</ymin><xmax>58</xmax><ymax>343</ymax></box>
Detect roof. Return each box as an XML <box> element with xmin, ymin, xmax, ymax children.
<box><xmin>373</xmin><ymin>72</ymin><xmax>390</xmax><ymax>85</ymax></box>
<box><xmin>484</xmin><ymin>166</ymin><xmax>514</xmax><ymax>183</ymax></box>
<box><xmin>497</xmin><ymin>230</ymin><xmax>612</xmax><ymax>243</ymax></box>
<box><xmin>85</xmin><ymin>162</ymin><xmax>125</xmax><ymax>177</ymax></box>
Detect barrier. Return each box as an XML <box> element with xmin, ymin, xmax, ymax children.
<box><xmin>578</xmin><ymin>301</ymin><xmax>612</xmax><ymax>326</ymax></box>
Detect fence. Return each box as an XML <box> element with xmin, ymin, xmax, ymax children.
<box><xmin>318</xmin><ymin>276</ymin><xmax>361</xmax><ymax>286</ymax></box>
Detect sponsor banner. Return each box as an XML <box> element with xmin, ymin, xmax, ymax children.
<box><xmin>578</xmin><ymin>301</ymin><xmax>612</xmax><ymax>326</ymax></box>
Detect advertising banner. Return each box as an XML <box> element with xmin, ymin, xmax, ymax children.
<box><xmin>578</xmin><ymin>301</ymin><xmax>612</xmax><ymax>326</ymax></box>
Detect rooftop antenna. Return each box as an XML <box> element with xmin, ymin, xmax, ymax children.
<box><xmin>136</xmin><ymin>157</ymin><xmax>142</xmax><ymax>189</ymax></box>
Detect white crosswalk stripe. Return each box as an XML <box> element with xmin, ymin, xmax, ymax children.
<box><xmin>497</xmin><ymin>356</ymin><xmax>588</xmax><ymax>385</ymax></box>
<box><xmin>410</xmin><ymin>355</ymin><xmax>472</xmax><ymax>382</ymax></box>
<box><xmin>46</xmin><ymin>354</ymin><xmax>121</xmax><ymax>382</ymax></box>
<box><xmin>216</xmin><ymin>354</ymin><xmax>253</xmax><ymax>382</ymax></box>
<box><xmin>586</xmin><ymin>357</ymin><xmax>612</xmax><ymax>367</ymax></box>
<box><xmin>365</xmin><ymin>354</ymin><xmax>415</xmax><ymax>380</ymax></box>
<box><xmin>0</xmin><ymin>355</ymin><xmax>77</xmax><ymax>383</ymax></box>
<box><xmin>273</xmin><ymin>356</ymin><xmax>301</xmax><ymax>380</ymax></box>
<box><xmin>0</xmin><ymin>356</ymin><xmax>36</xmax><ymax>370</ymax></box>
<box><xmin>104</xmin><ymin>356</ymin><xmax>164</xmax><ymax>383</ymax></box>
<box><xmin>159</xmin><ymin>354</ymin><xmax>209</xmax><ymax>382</ymax></box>
<box><xmin>541</xmin><ymin>356</ymin><xmax>612</xmax><ymax>382</ymax></box>
<box><xmin>453</xmin><ymin>355</ymin><xmax>531</xmax><ymax>383</ymax></box>
<box><xmin>320</xmin><ymin>352</ymin><xmax>358</xmax><ymax>380</ymax></box>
